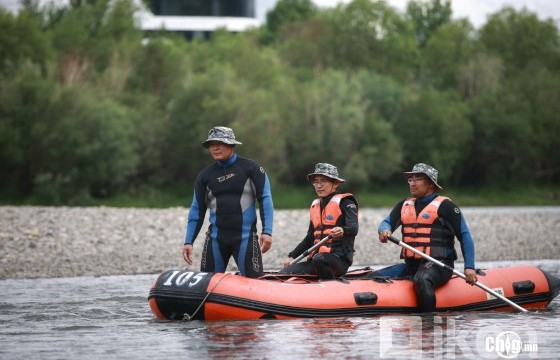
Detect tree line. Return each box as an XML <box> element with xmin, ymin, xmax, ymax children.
<box><xmin>1</xmin><ymin>0</ymin><xmax>559</xmax><ymax>204</ymax></box>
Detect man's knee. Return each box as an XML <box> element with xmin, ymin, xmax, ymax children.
<box><xmin>312</xmin><ymin>253</ymin><xmax>329</xmax><ymax>266</ymax></box>
<box><xmin>413</xmin><ymin>271</ymin><xmax>434</xmax><ymax>293</ymax></box>
<box><xmin>312</xmin><ymin>254</ymin><xmax>335</xmax><ymax>279</ymax></box>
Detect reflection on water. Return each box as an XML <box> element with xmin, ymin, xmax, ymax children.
<box><xmin>0</xmin><ymin>260</ymin><xmax>559</xmax><ymax>360</ymax></box>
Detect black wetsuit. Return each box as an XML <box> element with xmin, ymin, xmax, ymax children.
<box><xmin>281</xmin><ymin>193</ymin><xmax>359</xmax><ymax>279</ymax></box>
<box><xmin>184</xmin><ymin>153</ymin><xmax>274</xmax><ymax>278</ymax></box>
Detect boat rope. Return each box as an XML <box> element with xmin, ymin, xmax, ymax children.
<box><xmin>183</xmin><ymin>273</ymin><xmax>231</xmax><ymax>321</ymax></box>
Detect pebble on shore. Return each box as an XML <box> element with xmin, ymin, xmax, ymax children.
<box><xmin>1</xmin><ymin>206</ymin><xmax>559</xmax><ymax>279</ymax></box>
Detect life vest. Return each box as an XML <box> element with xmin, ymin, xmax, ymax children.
<box><xmin>400</xmin><ymin>196</ymin><xmax>457</xmax><ymax>260</ymax></box>
<box><xmin>308</xmin><ymin>193</ymin><xmax>354</xmax><ymax>259</ymax></box>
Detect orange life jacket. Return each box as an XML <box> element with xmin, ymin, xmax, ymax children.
<box><xmin>400</xmin><ymin>196</ymin><xmax>457</xmax><ymax>260</ymax></box>
<box><xmin>308</xmin><ymin>193</ymin><xmax>353</xmax><ymax>258</ymax></box>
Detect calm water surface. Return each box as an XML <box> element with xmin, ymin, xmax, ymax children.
<box><xmin>1</xmin><ymin>260</ymin><xmax>559</xmax><ymax>360</ymax></box>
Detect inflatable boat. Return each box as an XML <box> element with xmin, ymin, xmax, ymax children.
<box><xmin>148</xmin><ymin>265</ymin><xmax>560</xmax><ymax>321</ymax></box>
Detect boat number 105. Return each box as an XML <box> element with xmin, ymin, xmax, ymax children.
<box><xmin>163</xmin><ymin>271</ymin><xmax>208</xmax><ymax>287</ymax></box>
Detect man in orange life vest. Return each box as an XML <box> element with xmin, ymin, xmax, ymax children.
<box><xmin>281</xmin><ymin>163</ymin><xmax>359</xmax><ymax>279</ymax></box>
<box><xmin>377</xmin><ymin>163</ymin><xmax>477</xmax><ymax>312</ymax></box>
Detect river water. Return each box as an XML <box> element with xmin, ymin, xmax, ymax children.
<box><xmin>1</xmin><ymin>260</ymin><xmax>559</xmax><ymax>360</ymax></box>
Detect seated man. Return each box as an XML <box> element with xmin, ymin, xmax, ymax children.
<box><xmin>281</xmin><ymin>163</ymin><xmax>359</xmax><ymax>280</ymax></box>
<box><xmin>377</xmin><ymin>163</ymin><xmax>477</xmax><ymax>312</ymax></box>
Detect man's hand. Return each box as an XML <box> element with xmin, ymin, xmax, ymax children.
<box><xmin>283</xmin><ymin>257</ymin><xmax>294</xmax><ymax>268</ymax></box>
<box><xmin>182</xmin><ymin>244</ymin><xmax>193</xmax><ymax>265</ymax></box>
<box><xmin>330</xmin><ymin>227</ymin><xmax>344</xmax><ymax>238</ymax></box>
<box><xmin>464</xmin><ymin>268</ymin><xmax>478</xmax><ymax>285</ymax></box>
<box><xmin>260</xmin><ymin>234</ymin><xmax>272</xmax><ymax>254</ymax></box>
<box><xmin>378</xmin><ymin>230</ymin><xmax>392</xmax><ymax>243</ymax></box>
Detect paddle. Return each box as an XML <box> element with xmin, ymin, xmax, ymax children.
<box><xmin>289</xmin><ymin>235</ymin><xmax>333</xmax><ymax>266</ymax></box>
<box><xmin>387</xmin><ymin>235</ymin><xmax>528</xmax><ymax>313</ymax></box>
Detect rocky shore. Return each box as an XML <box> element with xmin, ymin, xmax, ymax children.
<box><xmin>1</xmin><ymin>206</ymin><xmax>559</xmax><ymax>279</ymax></box>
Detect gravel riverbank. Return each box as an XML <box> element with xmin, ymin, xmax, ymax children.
<box><xmin>1</xmin><ymin>206</ymin><xmax>559</xmax><ymax>279</ymax></box>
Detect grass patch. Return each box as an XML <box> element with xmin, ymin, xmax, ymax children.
<box><xmin>1</xmin><ymin>184</ymin><xmax>558</xmax><ymax>208</ymax></box>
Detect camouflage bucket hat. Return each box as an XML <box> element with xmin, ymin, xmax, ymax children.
<box><xmin>202</xmin><ymin>126</ymin><xmax>242</xmax><ymax>148</ymax></box>
<box><xmin>403</xmin><ymin>163</ymin><xmax>443</xmax><ymax>190</ymax></box>
<box><xmin>307</xmin><ymin>163</ymin><xmax>345</xmax><ymax>183</ymax></box>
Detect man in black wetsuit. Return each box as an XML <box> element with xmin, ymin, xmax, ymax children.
<box><xmin>182</xmin><ymin>126</ymin><xmax>274</xmax><ymax>278</ymax></box>
<box><xmin>377</xmin><ymin>163</ymin><xmax>477</xmax><ymax>312</ymax></box>
<box><xmin>281</xmin><ymin>163</ymin><xmax>359</xmax><ymax>280</ymax></box>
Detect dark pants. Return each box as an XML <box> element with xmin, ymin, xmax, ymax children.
<box><xmin>374</xmin><ymin>259</ymin><xmax>454</xmax><ymax>312</ymax></box>
<box><xmin>201</xmin><ymin>231</ymin><xmax>263</xmax><ymax>278</ymax></box>
<box><xmin>280</xmin><ymin>253</ymin><xmax>350</xmax><ymax>280</ymax></box>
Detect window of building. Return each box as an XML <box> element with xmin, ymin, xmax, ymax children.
<box><xmin>149</xmin><ymin>0</ymin><xmax>255</xmax><ymax>18</ymax></box>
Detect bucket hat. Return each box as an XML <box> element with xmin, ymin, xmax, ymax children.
<box><xmin>202</xmin><ymin>126</ymin><xmax>242</xmax><ymax>148</ymax></box>
<box><xmin>403</xmin><ymin>163</ymin><xmax>443</xmax><ymax>190</ymax></box>
<box><xmin>307</xmin><ymin>163</ymin><xmax>345</xmax><ymax>183</ymax></box>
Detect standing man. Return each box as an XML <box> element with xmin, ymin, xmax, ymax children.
<box><xmin>183</xmin><ymin>126</ymin><xmax>274</xmax><ymax>278</ymax></box>
<box><xmin>377</xmin><ymin>163</ymin><xmax>477</xmax><ymax>312</ymax></box>
<box><xmin>281</xmin><ymin>163</ymin><xmax>359</xmax><ymax>280</ymax></box>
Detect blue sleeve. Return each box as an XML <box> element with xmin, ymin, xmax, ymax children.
<box><xmin>377</xmin><ymin>200</ymin><xmax>405</xmax><ymax>234</ymax></box>
<box><xmin>259</xmin><ymin>174</ymin><xmax>274</xmax><ymax>235</ymax></box>
<box><xmin>184</xmin><ymin>176</ymin><xmax>208</xmax><ymax>245</ymax></box>
<box><xmin>458</xmin><ymin>214</ymin><xmax>476</xmax><ymax>269</ymax></box>
<box><xmin>378</xmin><ymin>215</ymin><xmax>392</xmax><ymax>233</ymax></box>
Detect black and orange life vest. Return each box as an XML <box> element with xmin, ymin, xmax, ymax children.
<box><xmin>308</xmin><ymin>193</ymin><xmax>354</xmax><ymax>258</ymax></box>
<box><xmin>400</xmin><ymin>196</ymin><xmax>457</xmax><ymax>260</ymax></box>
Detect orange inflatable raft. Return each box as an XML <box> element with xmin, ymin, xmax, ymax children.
<box><xmin>148</xmin><ymin>266</ymin><xmax>560</xmax><ymax>321</ymax></box>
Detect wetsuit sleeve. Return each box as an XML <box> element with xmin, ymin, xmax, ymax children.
<box><xmin>288</xmin><ymin>221</ymin><xmax>314</xmax><ymax>258</ymax></box>
<box><xmin>340</xmin><ymin>197</ymin><xmax>359</xmax><ymax>237</ymax></box>
<box><xmin>377</xmin><ymin>200</ymin><xmax>406</xmax><ymax>233</ymax></box>
<box><xmin>439</xmin><ymin>199</ymin><xmax>476</xmax><ymax>269</ymax></box>
<box><xmin>251</xmin><ymin>163</ymin><xmax>274</xmax><ymax>235</ymax></box>
<box><xmin>184</xmin><ymin>174</ymin><xmax>208</xmax><ymax>245</ymax></box>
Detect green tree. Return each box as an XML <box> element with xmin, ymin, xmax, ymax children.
<box><xmin>320</xmin><ymin>0</ymin><xmax>418</xmax><ymax>80</ymax></box>
<box><xmin>275</xmin><ymin>17</ymin><xmax>329</xmax><ymax>74</ymax></box>
<box><xmin>0</xmin><ymin>8</ymin><xmax>51</xmax><ymax>74</ymax></box>
<box><xmin>406</xmin><ymin>0</ymin><xmax>452</xmax><ymax>47</ymax></box>
<box><xmin>348</xmin><ymin>70</ymin><xmax>404</xmax><ymax>185</ymax></box>
<box><xmin>421</xmin><ymin>19</ymin><xmax>474</xmax><ymax>90</ymax></box>
<box><xmin>127</xmin><ymin>35</ymin><xmax>189</xmax><ymax>102</ymax></box>
<box><xmin>49</xmin><ymin>0</ymin><xmax>141</xmax><ymax>83</ymax></box>
<box><xmin>0</xmin><ymin>63</ymin><xmax>54</xmax><ymax>194</ymax></box>
<box><xmin>478</xmin><ymin>7</ymin><xmax>560</xmax><ymax>73</ymax></box>
<box><xmin>33</xmin><ymin>87</ymin><xmax>138</xmax><ymax>203</ymax></box>
<box><xmin>511</xmin><ymin>65</ymin><xmax>560</xmax><ymax>183</ymax></box>
<box><xmin>266</xmin><ymin>0</ymin><xmax>317</xmax><ymax>37</ymax></box>
<box><xmin>395</xmin><ymin>88</ymin><xmax>472</xmax><ymax>182</ymax></box>
<box><xmin>458</xmin><ymin>52</ymin><xmax>503</xmax><ymax>99</ymax></box>
<box><xmin>467</xmin><ymin>87</ymin><xmax>534</xmax><ymax>185</ymax></box>
<box><xmin>280</xmin><ymin>70</ymin><xmax>367</xmax><ymax>184</ymax></box>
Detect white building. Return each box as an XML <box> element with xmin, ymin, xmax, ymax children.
<box><xmin>139</xmin><ymin>0</ymin><xmax>263</xmax><ymax>39</ymax></box>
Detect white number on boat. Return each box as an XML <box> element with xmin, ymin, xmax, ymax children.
<box><xmin>163</xmin><ymin>270</ymin><xmax>208</xmax><ymax>287</ymax></box>
<box><xmin>175</xmin><ymin>271</ymin><xmax>194</xmax><ymax>286</ymax></box>
<box><xmin>189</xmin><ymin>273</ymin><xmax>208</xmax><ymax>287</ymax></box>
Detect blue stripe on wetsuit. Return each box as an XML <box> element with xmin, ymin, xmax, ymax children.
<box><xmin>260</xmin><ymin>176</ymin><xmax>274</xmax><ymax>235</ymax></box>
<box><xmin>238</xmin><ymin>203</ymin><xmax>256</xmax><ymax>275</ymax></box>
<box><xmin>459</xmin><ymin>215</ymin><xmax>475</xmax><ymax>269</ymax></box>
<box><xmin>185</xmin><ymin>191</ymin><xmax>201</xmax><ymax>245</ymax></box>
